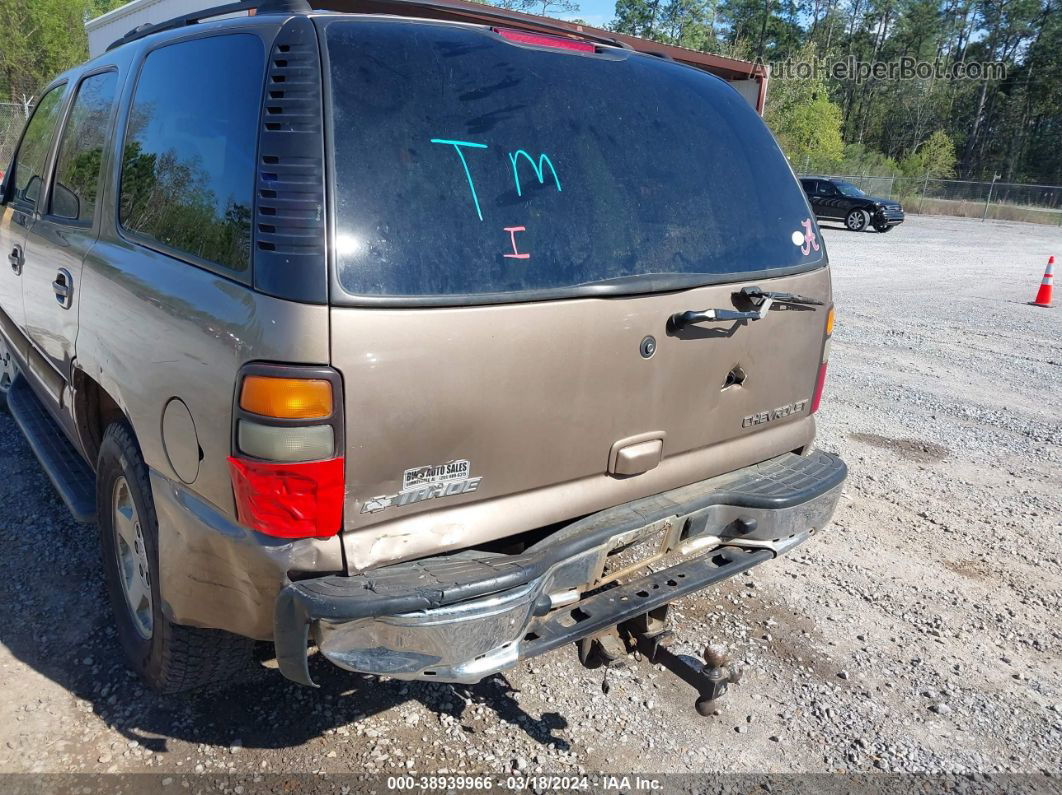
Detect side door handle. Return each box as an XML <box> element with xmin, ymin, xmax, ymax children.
<box><xmin>52</xmin><ymin>268</ymin><xmax>74</xmax><ymax>310</ymax></box>
<box><xmin>8</xmin><ymin>244</ymin><xmax>23</xmax><ymax>275</ymax></box>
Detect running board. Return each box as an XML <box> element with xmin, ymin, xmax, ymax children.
<box><xmin>7</xmin><ymin>375</ymin><xmax>95</xmax><ymax>522</ymax></box>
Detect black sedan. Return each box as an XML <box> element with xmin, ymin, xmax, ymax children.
<box><xmin>800</xmin><ymin>177</ymin><xmax>905</xmax><ymax>232</ymax></box>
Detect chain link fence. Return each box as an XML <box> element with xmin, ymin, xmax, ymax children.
<box><xmin>0</xmin><ymin>101</ymin><xmax>32</xmax><ymax>176</ymax></box>
<box><xmin>806</xmin><ymin>173</ymin><xmax>1062</xmax><ymax>225</ymax></box>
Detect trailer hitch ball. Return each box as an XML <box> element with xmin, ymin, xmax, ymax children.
<box><xmin>694</xmin><ymin>644</ymin><xmax>742</xmax><ymax>716</ymax></box>
<box><xmin>704</xmin><ymin>643</ymin><xmax>728</xmax><ymax>668</ymax></box>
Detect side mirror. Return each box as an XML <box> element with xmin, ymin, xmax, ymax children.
<box><xmin>51</xmin><ymin>182</ymin><xmax>80</xmax><ymax>220</ymax></box>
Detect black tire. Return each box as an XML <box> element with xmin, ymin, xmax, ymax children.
<box><xmin>97</xmin><ymin>421</ymin><xmax>253</xmax><ymax>693</ymax></box>
<box><xmin>845</xmin><ymin>208</ymin><xmax>869</xmax><ymax>232</ymax></box>
<box><xmin>874</xmin><ymin>222</ymin><xmax>895</xmax><ymax>233</ymax></box>
<box><xmin>0</xmin><ymin>345</ymin><xmax>15</xmax><ymax>414</ymax></box>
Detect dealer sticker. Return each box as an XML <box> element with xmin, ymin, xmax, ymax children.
<box><xmin>402</xmin><ymin>459</ymin><xmax>471</xmax><ymax>490</ymax></box>
<box><xmin>362</xmin><ymin>459</ymin><xmax>481</xmax><ymax>514</ymax></box>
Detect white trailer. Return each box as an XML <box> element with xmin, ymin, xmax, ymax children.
<box><xmin>85</xmin><ymin>0</ymin><xmax>251</xmax><ymax>58</ymax></box>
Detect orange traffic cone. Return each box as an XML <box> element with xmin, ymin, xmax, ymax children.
<box><xmin>1030</xmin><ymin>256</ymin><xmax>1054</xmax><ymax>308</ymax></box>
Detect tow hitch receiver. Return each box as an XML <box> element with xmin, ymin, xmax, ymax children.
<box><xmin>579</xmin><ymin>607</ymin><xmax>742</xmax><ymax>716</ymax></box>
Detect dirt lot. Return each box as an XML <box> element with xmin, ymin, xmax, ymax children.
<box><xmin>0</xmin><ymin>214</ymin><xmax>1059</xmax><ymax>779</ymax></box>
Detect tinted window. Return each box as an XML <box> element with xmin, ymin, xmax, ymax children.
<box><xmin>51</xmin><ymin>72</ymin><xmax>119</xmax><ymax>223</ymax></box>
<box><xmin>10</xmin><ymin>86</ymin><xmax>65</xmax><ymax>209</ymax></box>
<box><xmin>119</xmin><ymin>35</ymin><xmax>263</xmax><ymax>273</ymax></box>
<box><xmin>327</xmin><ymin>21</ymin><xmax>822</xmax><ymax>300</ymax></box>
<box><xmin>835</xmin><ymin>181</ymin><xmax>865</xmax><ymax>198</ymax></box>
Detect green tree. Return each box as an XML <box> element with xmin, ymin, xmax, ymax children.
<box><xmin>612</xmin><ymin>0</ymin><xmax>667</xmax><ymax>37</ymax></box>
<box><xmin>0</xmin><ymin>0</ymin><xmax>126</xmax><ymax>102</ymax></box>
<box><xmin>763</xmin><ymin>44</ymin><xmax>846</xmax><ymax>169</ymax></box>
<box><xmin>838</xmin><ymin>141</ymin><xmax>902</xmax><ymax>175</ymax></box>
<box><xmin>899</xmin><ymin>129</ymin><xmax>957</xmax><ymax>176</ymax></box>
<box><xmin>612</xmin><ymin>0</ymin><xmax>718</xmax><ymax>47</ymax></box>
<box><xmin>717</xmin><ymin>0</ymin><xmax>804</xmax><ymax>56</ymax></box>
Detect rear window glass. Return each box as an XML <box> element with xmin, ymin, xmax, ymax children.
<box><xmin>326</xmin><ymin>21</ymin><xmax>822</xmax><ymax>301</ymax></box>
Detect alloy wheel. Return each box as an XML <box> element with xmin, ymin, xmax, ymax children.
<box><xmin>112</xmin><ymin>476</ymin><xmax>153</xmax><ymax>639</ymax></box>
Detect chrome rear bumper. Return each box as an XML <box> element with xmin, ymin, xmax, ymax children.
<box><xmin>318</xmin><ymin>581</ymin><xmax>538</xmax><ymax>682</ymax></box>
<box><xmin>275</xmin><ymin>450</ymin><xmax>846</xmax><ymax>685</ymax></box>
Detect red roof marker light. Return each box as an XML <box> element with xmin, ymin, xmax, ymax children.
<box><xmin>493</xmin><ymin>28</ymin><xmax>596</xmax><ymax>52</ymax></box>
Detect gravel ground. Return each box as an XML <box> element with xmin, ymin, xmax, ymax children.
<box><xmin>0</xmin><ymin>214</ymin><xmax>1059</xmax><ymax>779</ymax></box>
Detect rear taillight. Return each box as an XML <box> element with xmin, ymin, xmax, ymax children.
<box><xmin>493</xmin><ymin>27</ymin><xmax>596</xmax><ymax>52</ymax></box>
<box><xmin>811</xmin><ymin>307</ymin><xmax>834</xmax><ymax>414</ymax></box>
<box><xmin>228</xmin><ymin>457</ymin><xmax>344</xmax><ymax>539</ymax></box>
<box><xmin>228</xmin><ymin>365</ymin><xmax>344</xmax><ymax>539</ymax></box>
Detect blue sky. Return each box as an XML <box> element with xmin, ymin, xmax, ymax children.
<box><xmin>556</xmin><ymin>0</ymin><xmax>616</xmax><ymax>30</ymax></box>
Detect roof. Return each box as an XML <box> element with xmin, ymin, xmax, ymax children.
<box><xmin>319</xmin><ymin>0</ymin><xmax>766</xmax><ymax>82</ymax></box>
<box><xmin>84</xmin><ymin>0</ymin><xmax>766</xmax><ymax>111</ymax></box>
<box><xmin>87</xmin><ymin>0</ymin><xmax>765</xmax><ymax>82</ymax></box>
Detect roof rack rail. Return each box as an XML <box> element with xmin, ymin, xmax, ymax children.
<box><xmin>344</xmin><ymin>0</ymin><xmax>630</xmax><ymax>50</ymax></box>
<box><xmin>106</xmin><ymin>0</ymin><xmax>310</xmax><ymax>52</ymax></box>
<box><xmin>106</xmin><ymin>0</ymin><xmax>625</xmax><ymax>54</ymax></box>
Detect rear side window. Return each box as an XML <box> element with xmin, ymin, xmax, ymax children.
<box><xmin>10</xmin><ymin>86</ymin><xmax>65</xmax><ymax>210</ymax></box>
<box><xmin>51</xmin><ymin>71</ymin><xmax>119</xmax><ymax>224</ymax></box>
<box><xmin>119</xmin><ymin>34</ymin><xmax>263</xmax><ymax>274</ymax></box>
<box><xmin>326</xmin><ymin>21</ymin><xmax>822</xmax><ymax>302</ymax></box>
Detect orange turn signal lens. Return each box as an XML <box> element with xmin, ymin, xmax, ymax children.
<box><xmin>240</xmin><ymin>376</ymin><xmax>333</xmax><ymax>419</ymax></box>
<box><xmin>825</xmin><ymin>307</ymin><xmax>835</xmax><ymax>336</ymax></box>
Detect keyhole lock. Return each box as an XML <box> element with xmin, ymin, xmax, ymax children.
<box><xmin>722</xmin><ymin>365</ymin><xmax>747</xmax><ymax>389</ymax></box>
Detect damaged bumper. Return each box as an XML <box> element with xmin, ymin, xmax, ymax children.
<box><xmin>274</xmin><ymin>450</ymin><xmax>847</xmax><ymax>685</ymax></box>
<box><xmin>874</xmin><ymin>205</ymin><xmax>905</xmax><ymax>228</ymax></box>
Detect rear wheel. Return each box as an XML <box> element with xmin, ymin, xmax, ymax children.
<box><xmin>845</xmin><ymin>208</ymin><xmax>870</xmax><ymax>232</ymax></box>
<box><xmin>97</xmin><ymin>421</ymin><xmax>253</xmax><ymax>693</ymax></box>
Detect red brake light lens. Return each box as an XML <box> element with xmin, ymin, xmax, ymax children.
<box><xmin>494</xmin><ymin>28</ymin><xmax>596</xmax><ymax>52</ymax></box>
<box><xmin>810</xmin><ymin>362</ymin><xmax>828</xmax><ymax>414</ymax></box>
<box><xmin>228</xmin><ymin>456</ymin><xmax>344</xmax><ymax>539</ymax></box>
